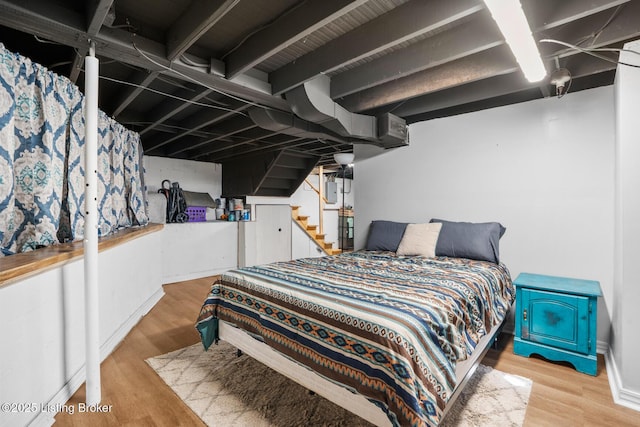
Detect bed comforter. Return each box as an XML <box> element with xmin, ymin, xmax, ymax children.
<box><xmin>196</xmin><ymin>251</ymin><xmax>514</xmax><ymax>427</ymax></box>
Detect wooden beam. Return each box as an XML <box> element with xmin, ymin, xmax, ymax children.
<box><xmin>524</xmin><ymin>0</ymin><xmax>630</xmax><ymax>31</ymax></box>
<box><xmin>392</xmin><ymin>55</ymin><xmax>617</xmax><ymax>118</ymax></box>
<box><xmin>340</xmin><ymin>45</ymin><xmax>518</xmax><ymax>112</ymax></box>
<box><xmin>86</xmin><ymin>0</ymin><xmax>113</xmax><ymax>36</ymax></box>
<box><xmin>111</xmin><ymin>71</ymin><xmax>159</xmax><ymax>118</ymax></box>
<box><xmin>139</xmin><ymin>88</ymin><xmax>214</xmax><ymax>135</ymax></box>
<box><xmin>144</xmin><ymin>101</ymin><xmax>249</xmax><ymax>152</ymax></box>
<box><xmin>0</xmin><ymin>0</ymin><xmax>289</xmax><ymax>112</ymax></box>
<box><xmin>331</xmin><ymin>13</ymin><xmax>502</xmax><ymax>99</ymax></box>
<box><xmin>166</xmin><ymin>0</ymin><xmax>239</xmax><ymax>61</ymax></box>
<box><xmin>225</xmin><ymin>0</ymin><xmax>367</xmax><ymax>79</ymax></box>
<box><xmin>269</xmin><ymin>0</ymin><xmax>483</xmax><ymax>95</ymax></box>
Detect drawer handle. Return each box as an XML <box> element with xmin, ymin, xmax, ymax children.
<box><xmin>523</xmin><ymin>309</ymin><xmax>527</xmax><ymax>321</ymax></box>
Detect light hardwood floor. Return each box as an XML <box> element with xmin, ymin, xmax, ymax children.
<box><xmin>55</xmin><ymin>277</ymin><xmax>639</xmax><ymax>427</ymax></box>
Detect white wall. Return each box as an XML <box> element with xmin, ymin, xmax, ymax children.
<box><xmin>355</xmin><ymin>86</ymin><xmax>615</xmax><ymax>349</ymax></box>
<box><xmin>612</xmin><ymin>39</ymin><xmax>640</xmax><ymax>409</ymax></box>
<box><xmin>162</xmin><ymin>222</ymin><xmax>238</xmax><ymax>283</ymax></box>
<box><xmin>0</xmin><ymin>231</ymin><xmax>163</xmax><ymax>427</ymax></box>
<box><xmin>144</xmin><ymin>156</ymin><xmax>222</xmax><ymax>196</ymax></box>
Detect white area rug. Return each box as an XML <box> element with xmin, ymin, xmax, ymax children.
<box><xmin>147</xmin><ymin>342</ymin><xmax>532</xmax><ymax>427</ymax></box>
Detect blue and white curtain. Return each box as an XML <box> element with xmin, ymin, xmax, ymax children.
<box><xmin>0</xmin><ymin>43</ymin><xmax>148</xmax><ymax>256</ymax></box>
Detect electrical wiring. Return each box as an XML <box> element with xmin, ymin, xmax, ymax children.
<box><xmin>131</xmin><ymin>40</ymin><xmax>273</xmax><ymax>110</ymax></box>
<box><xmin>540</xmin><ymin>39</ymin><xmax>640</xmax><ymax>69</ymax></box>
<box><xmin>33</xmin><ymin>34</ymin><xmax>63</xmax><ymax>45</ymax></box>
<box><xmin>98</xmin><ymin>74</ymin><xmax>248</xmax><ymax>115</ymax></box>
<box><xmin>220</xmin><ymin>0</ymin><xmax>308</xmax><ymax>60</ymax></box>
<box><xmin>179</xmin><ymin>55</ymin><xmax>209</xmax><ymax>69</ymax></box>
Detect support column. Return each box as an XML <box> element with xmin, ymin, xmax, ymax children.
<box><xmin>84</xmin><ymin>41</ymin><xmax>101</xmax><ymax>405</ymax></box>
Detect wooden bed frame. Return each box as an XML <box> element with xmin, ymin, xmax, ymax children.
<box><xmin>218</xmin><ymin>314</ymin><xmax>506</xmax><ymax>426</ymax></box>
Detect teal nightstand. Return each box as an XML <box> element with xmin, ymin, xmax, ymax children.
<box><xmin>513</xmin><ymin>272</ymin><xmax>601</xmax><ymax>376</ymax></box>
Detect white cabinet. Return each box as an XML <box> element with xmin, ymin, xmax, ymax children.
<box><xmin>238</xmin><ymin>204</ymin><xmax>292</xmax><ymax>267</ymax></box>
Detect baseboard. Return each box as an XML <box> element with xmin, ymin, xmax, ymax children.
<box><xmin>605</xmin><ymin>349</ymin><xmax>640</xmax><ymax>412</ymax></box>
<box><xmin>28</xmin><ymin>287</ymin><xmax>165</xmax><ymax>427</ymax></box>
<box><xmin>597</xmin><ymin>339</ymin><xmax>608</xmax><ymax>355</ymax></box>
<box><xmin>162</xmin><ymin>268</ymin><xmax>230</xmax><ymax>284</ymax></box>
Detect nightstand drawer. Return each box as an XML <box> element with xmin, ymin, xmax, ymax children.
<box><xmin>520</xmin><ymin>288</ymin><xmax>591</xmax><ymax>354</ymax></box>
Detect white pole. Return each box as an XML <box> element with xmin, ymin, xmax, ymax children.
<box><xmin>84</xmin><ymin>41</ymin><xmax>101</xmax><ymax>405</ymax></box>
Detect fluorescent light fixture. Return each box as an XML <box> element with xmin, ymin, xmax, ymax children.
<box><xmin>483</xmin><ymin>0</ymin><xmax>546</xmax><ymax>82</ymax></box>
<box><xmin>334</xmin><ymin>152</ymin><xmax>354</xmax><ymax>166</ymax></box>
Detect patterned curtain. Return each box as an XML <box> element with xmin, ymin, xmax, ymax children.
<box><xmin>0</xmin><ymin>43</ymin><xmax>148</xmax><ymax>256</ymax></box>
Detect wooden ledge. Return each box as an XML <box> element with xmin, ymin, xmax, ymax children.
<box><xmin>0</xmin><ymin>223</ymin><xmax>164</xmax><ymax>288</ymax></box>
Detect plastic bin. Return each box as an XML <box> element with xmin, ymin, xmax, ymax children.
<box><xmin>185</xmin><ymin>206</ymin><xmax>207</xmax><ymax>222</ymax></box>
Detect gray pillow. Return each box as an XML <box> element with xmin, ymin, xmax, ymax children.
<box><xmin>365</xmin><ymin>220</ymin><xmax>408</xmax><ymax>251</ymax></box>
<box><xmin>429</xmin><ymin>219</ymin><xmax>506</xmax><ymax>264</ymax></box>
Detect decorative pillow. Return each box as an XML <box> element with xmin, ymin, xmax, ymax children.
<box><xmin>429</xmin><ymin>219</ymin><xmax>506</xmax><ymax>264</ymax></box>
<box><xmin>365</xmin><ymin>220</ymin><xmax>408</xmax><ymax>251</ymax></box>
<box><xmin>396</xmin><ymin>223</ymin><xmax>442</xmax><ymax>257</ymax></box>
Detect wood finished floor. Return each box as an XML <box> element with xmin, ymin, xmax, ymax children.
<box><xmin>55</xmin><ymin>277</ymin><xmax>639</xmax><ymax>427</ymax></box>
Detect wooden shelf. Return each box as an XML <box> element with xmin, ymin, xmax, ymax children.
<box><xmin>0</xmin><ymin>223</ymin><xmax>164</xmax><ymax>288</ymax></box>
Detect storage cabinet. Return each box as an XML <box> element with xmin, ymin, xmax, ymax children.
<box><xmin>513</xmin><ymin>272</ymin><xmax>601</xmax><ymax>376</ymax></box>
<box><xmin>238</xmin><ymin>204</ymin><xmax>292</xmax><ymax>267</ymax></box>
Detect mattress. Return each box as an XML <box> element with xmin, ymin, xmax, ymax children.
<box><xmin>196</xmin><ymin>251</ymin><xmax>514</xmax><ymax>426</ymax></box>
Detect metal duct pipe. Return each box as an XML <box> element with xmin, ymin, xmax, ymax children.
<box><xmin>285</xmin><ymin>75</ymin><xmax>408</xmax><ymax>148</ymax></box>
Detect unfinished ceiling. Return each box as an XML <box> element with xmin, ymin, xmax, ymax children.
<box><xmin>0</xmin><ymin>0</ymin><xmax>638</xmax><ymax>170</ymax></box>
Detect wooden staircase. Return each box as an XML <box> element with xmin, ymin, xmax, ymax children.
<box><xmin>291</xmin><ymin>206</ymin><xmax>341</xmax><ymax>256</ymax></box>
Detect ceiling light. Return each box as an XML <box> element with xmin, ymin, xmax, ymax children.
<box><xmin>483</xmin><ymin>0</ymin><xmax>546</xmax><ymax>82</ymax></box>
<box><xmin>334</xmin><ymin>152</ymin><xmax>354</xmax><ymax>166</ymax></box>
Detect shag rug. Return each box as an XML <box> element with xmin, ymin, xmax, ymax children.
<box><xmin>147</xmin><ymin>341</ymin><xmax>532</xmax><ymax>427</ymax></box>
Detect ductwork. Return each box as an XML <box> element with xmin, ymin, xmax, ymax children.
<box><xmin>248</xmin><ymin>107</ymin><xmax>352</xmax><ymax>144</ymax></box>
<box><xmin>285</xmin><ymin>75</ymin><xmax>408</xmax><ymax>148</ymax></box>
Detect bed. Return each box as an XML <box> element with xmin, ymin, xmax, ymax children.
<box><xmin>196</xmin><ymin>247</ymin><xmax>514</xmax><ymax>427</ymax></box>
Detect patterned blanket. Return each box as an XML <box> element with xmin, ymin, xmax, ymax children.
<box><xmin>196</xmin><ymin>251</ymin><xmax>514</xmax><ymax>427</ymax></box>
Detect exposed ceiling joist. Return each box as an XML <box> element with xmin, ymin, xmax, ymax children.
<box><xmin>144</xmin><ymin>101</ymin><xmax>249</xmax><ymax>152</ymax></box>
<box><xmin>331</xmin><ymin>13</ymin><xmax>502</xmax><ymax>99</ymax></box>
<box><xmin>87</xmin><ymin>0</ymin><xmax>114</xmax><ymax>36</ymax></box>
<box><xmin>341</xmin><ymin>45</ymin><xmax>518</xmax><ymax>112</ymax></box>
<box><xmin>166</xmin><ymin>0</ymin><xmax>239</xmax><ymax>61</ymax></box>
<box><xmin>526</xmin><ymin>0</ymin><xmax>630</xmax><ymax>31</ymax></box>
<box><xmin>225</xmin><ymin>0</ymin><xmax>368</xmax><ymax>79</ymax></box>
<box><xmin>139</xmin><ymin>88</ymin><xmax>215</xmax><ymax>135</ymax></box>
<box><xmin>269</xmin><ymin>0</ymin><xmax>485</xmax><ymax>95</ymax></box>
<box><xmin>392</xmin><ymin>54</ymin><xmax>618</xmax><ymax>120</ymax></box>
<box><xmin>540</xmin><ymin>1</ymin><xmax>640</xmax><ymax>58</ymax></box>
<box><xmin>1</xmin><ymin>0</ymin><xmax>635</xmax><ymax>182</ymax></box>
<box><xmin>110</xmin><ymin>70</ymin><xmax>159</xmax><ymax>118</ymax></box>
<box><xmin>0</xmin><ymin>0</ymin><xmax>289</xmax><ymax>112</ymax></box>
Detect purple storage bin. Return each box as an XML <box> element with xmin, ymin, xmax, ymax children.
<box><xmin>185</xmin><ymin>206</ymin><xmax>207</xmax><ymax>222</ymax></box>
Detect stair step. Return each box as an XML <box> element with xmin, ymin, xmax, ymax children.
<box><xmin>291</xmin><ymin>210</ymin><xmax>336</xmax><ymax>256</ymax></box>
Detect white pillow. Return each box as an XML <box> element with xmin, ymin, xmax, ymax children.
<box><xmin>396</xmin><ymin>223</ymin><xmax>442</xmax><ymax>258</ymax></box>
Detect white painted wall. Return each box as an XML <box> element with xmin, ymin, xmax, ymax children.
<box><xmin>612</xmin><ymin>39</ymin><xmax>640</xmax><ymax>409</ymax></box>
<box><xmin>143</xmin><ymin>156</ymin><xmax>238</xmax><ymax>283</ymax></box>
<box><xmin>355</xmin><ymin>86</ymin><xmax>615</xmax><ymax>349</ymax></box>
<box><xmin>0</xmin><ymin>231</ymin><xmax>163</xmax><ymax>427</ymax></box>
<box><xmin>144</xmin><ymin>155</ymin><xmax>222</xmax><ymax>197</ymax></box>
<box><xmin>162</xmin><ymin>222</ymin><xmax>238</xmax><ymax>283</ymax></box>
